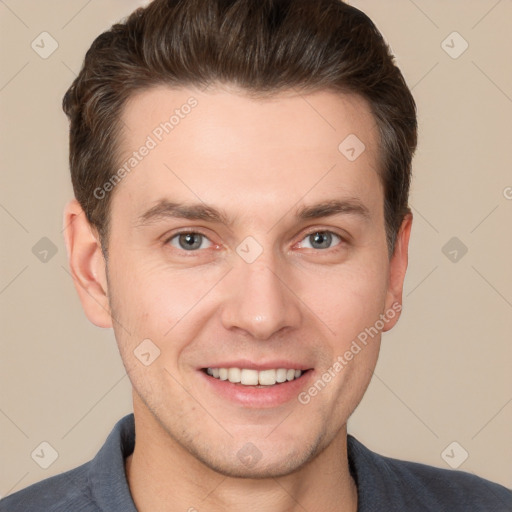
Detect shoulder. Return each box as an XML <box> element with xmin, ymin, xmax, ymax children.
<box><xmin>0</xmin><ymin>462</ymin><xmax>98</xmax><ymax>512</ymax></box>
<box><xmin>380</xmin><ymin>453</ymin><xmax>512</xmax><ymax>510</ymax></box>
<box><xmin>1</xmin><ymin>414</ymin><xmax>136</xmax><ymax>512</ymax></box>
<box><xmin>347</xmin><ymin>434</ymin><xmax>512</xmax><ymax>511</ymax></box>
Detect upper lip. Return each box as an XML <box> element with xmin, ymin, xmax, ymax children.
<box><xmin>199</xmin><ymin>360</ymin><xmax>313</xmax><ymax>371</ymax></box>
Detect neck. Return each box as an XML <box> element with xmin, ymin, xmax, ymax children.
<box><xmin>125</xmin><ymin>400</ymin><xmax>358</xmax><ymax>512</ymax></box>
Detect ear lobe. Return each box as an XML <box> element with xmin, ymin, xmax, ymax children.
<box><xmin>63</xmin><ymin>199</ymin><xmax>112</xmax><ymax>328</ymax></box>
<box><xmin>382</xmin><ymin>212</ymin><xmax>413</xmax><ymax>332</ymax></box>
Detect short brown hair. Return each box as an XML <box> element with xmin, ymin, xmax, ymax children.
<box><xmin>63</xmin><ymin>0</ymin><xmax>417</xmax><ymax>256</ymax></box>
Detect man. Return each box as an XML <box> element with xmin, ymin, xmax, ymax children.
<box><xmin>1</xmin><ymin>0</ymin><xmax>510</xmax><ymax>510</ymax></box>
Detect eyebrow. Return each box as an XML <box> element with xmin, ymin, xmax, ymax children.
<box><xmin>136</xmin><ymin>201</ymin><xmax>231</xmax><ymax>226</ymax></box>
<box><xmin>135</xmin><ymin>198</ymin><xmax>371</xmax><ymax>227</ymax></box>
<box><xmin>296</xmin><ymin>198</ymin><xmax>370</xmax><ymax>221</ymax></box>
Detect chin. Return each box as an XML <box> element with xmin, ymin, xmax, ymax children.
<box><xmin>185</xmin><ymin>434</ymin><xmax>325</xmax><ymax>480</ymax></box>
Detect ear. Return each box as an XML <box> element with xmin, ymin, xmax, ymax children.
<box><xmin>63</xmin><ymin>199</ymin><xmax>112</xmax><ymax>328</ymax></box>
<box><xmin>382</xmin><ymin>212</ymin><xmax>412</xmax><ymax>332</ymax></box>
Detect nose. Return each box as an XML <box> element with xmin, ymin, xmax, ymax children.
<box><xmin>219</xmin><ymin>255</ymin><xmax>302</xmax><ymax>340</ymax></box>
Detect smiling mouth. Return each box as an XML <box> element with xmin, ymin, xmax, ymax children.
<box><xmin>202</xmin><ymin>367</ymin><xmax>310</xmax><ymax>387</ymax></box>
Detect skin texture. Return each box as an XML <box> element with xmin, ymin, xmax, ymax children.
<box><xmin>64</xmin><ymin>85</ymin><xmax>412</xmax><ymax>512</ymax></box>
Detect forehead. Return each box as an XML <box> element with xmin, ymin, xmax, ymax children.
<box><xmin>111</xmin><ymin>85</ymin><xmax>383</xmax><ymax>225</ymax></box>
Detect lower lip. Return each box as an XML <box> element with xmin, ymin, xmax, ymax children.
<box><xmin>198</xmin><ymin>369</ymin><xmax>314</xmax><ymax>408</ymax></box>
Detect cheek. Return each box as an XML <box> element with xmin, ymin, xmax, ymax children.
<box><xmin>297</xmin><ymin>256</ymin><xmax>389</xmax><ymax>342</ymax></box>
<box><xmin>107</xmin><ymin>260</ymin><xmax>224</xmax><ymax>350</ymax></box>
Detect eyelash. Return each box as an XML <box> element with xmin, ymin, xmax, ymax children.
<box><xmin>163</xmin><ymin>228</ymin><xmax>347</xmax><ymax>254</ymax></box>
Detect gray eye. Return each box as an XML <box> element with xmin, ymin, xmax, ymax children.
<box><xmin>169</xmin><ymin>233</ymin><xmax>211</xmax><ymax>251</ymax></box>
<box><xmin>301</xmin><ymin>231</ymin><xmax>341</xmax><ymax>250</ymax></box>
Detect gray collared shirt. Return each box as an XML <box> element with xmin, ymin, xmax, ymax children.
<box><xmin>1</xmin><ymin>413</ymin><xmax>511</xmax><ymax>511</ymax></box>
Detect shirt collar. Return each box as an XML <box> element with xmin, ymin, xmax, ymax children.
<box><xmin>87</xmin><ymin>414</ymin><xmax>380</xmax><ymax>511</ymax></box>
<box><xmin>88</xmin><ymin>413</ymin><xmax>137</xmax><ymax>511</ymax></box>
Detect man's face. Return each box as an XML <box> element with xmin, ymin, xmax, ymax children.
<box><xmin>101</xmin><ymin>85</ymin><xmax>407</xmax><ymax>477</ymax></box>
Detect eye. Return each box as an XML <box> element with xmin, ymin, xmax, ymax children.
<box><xmin>167</xmin><ymin>232</ymin><xmax>213</xmax><ymax>251</ymax></box>
<box><xmin>298</xmin><ymin>230</ymin><xmax>343</xmax><ymax>250</ymax></box>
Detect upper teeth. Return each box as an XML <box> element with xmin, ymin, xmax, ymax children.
<box><xmin>206</xmin><ymin>368</ymin><xmax>302</xmax><ymax>386</ymax></box>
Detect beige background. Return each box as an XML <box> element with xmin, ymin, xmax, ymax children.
<box><xmin>1</xmin><ymin>0</ymin><xmax>511</xmax><ymax>498</ymax></box>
